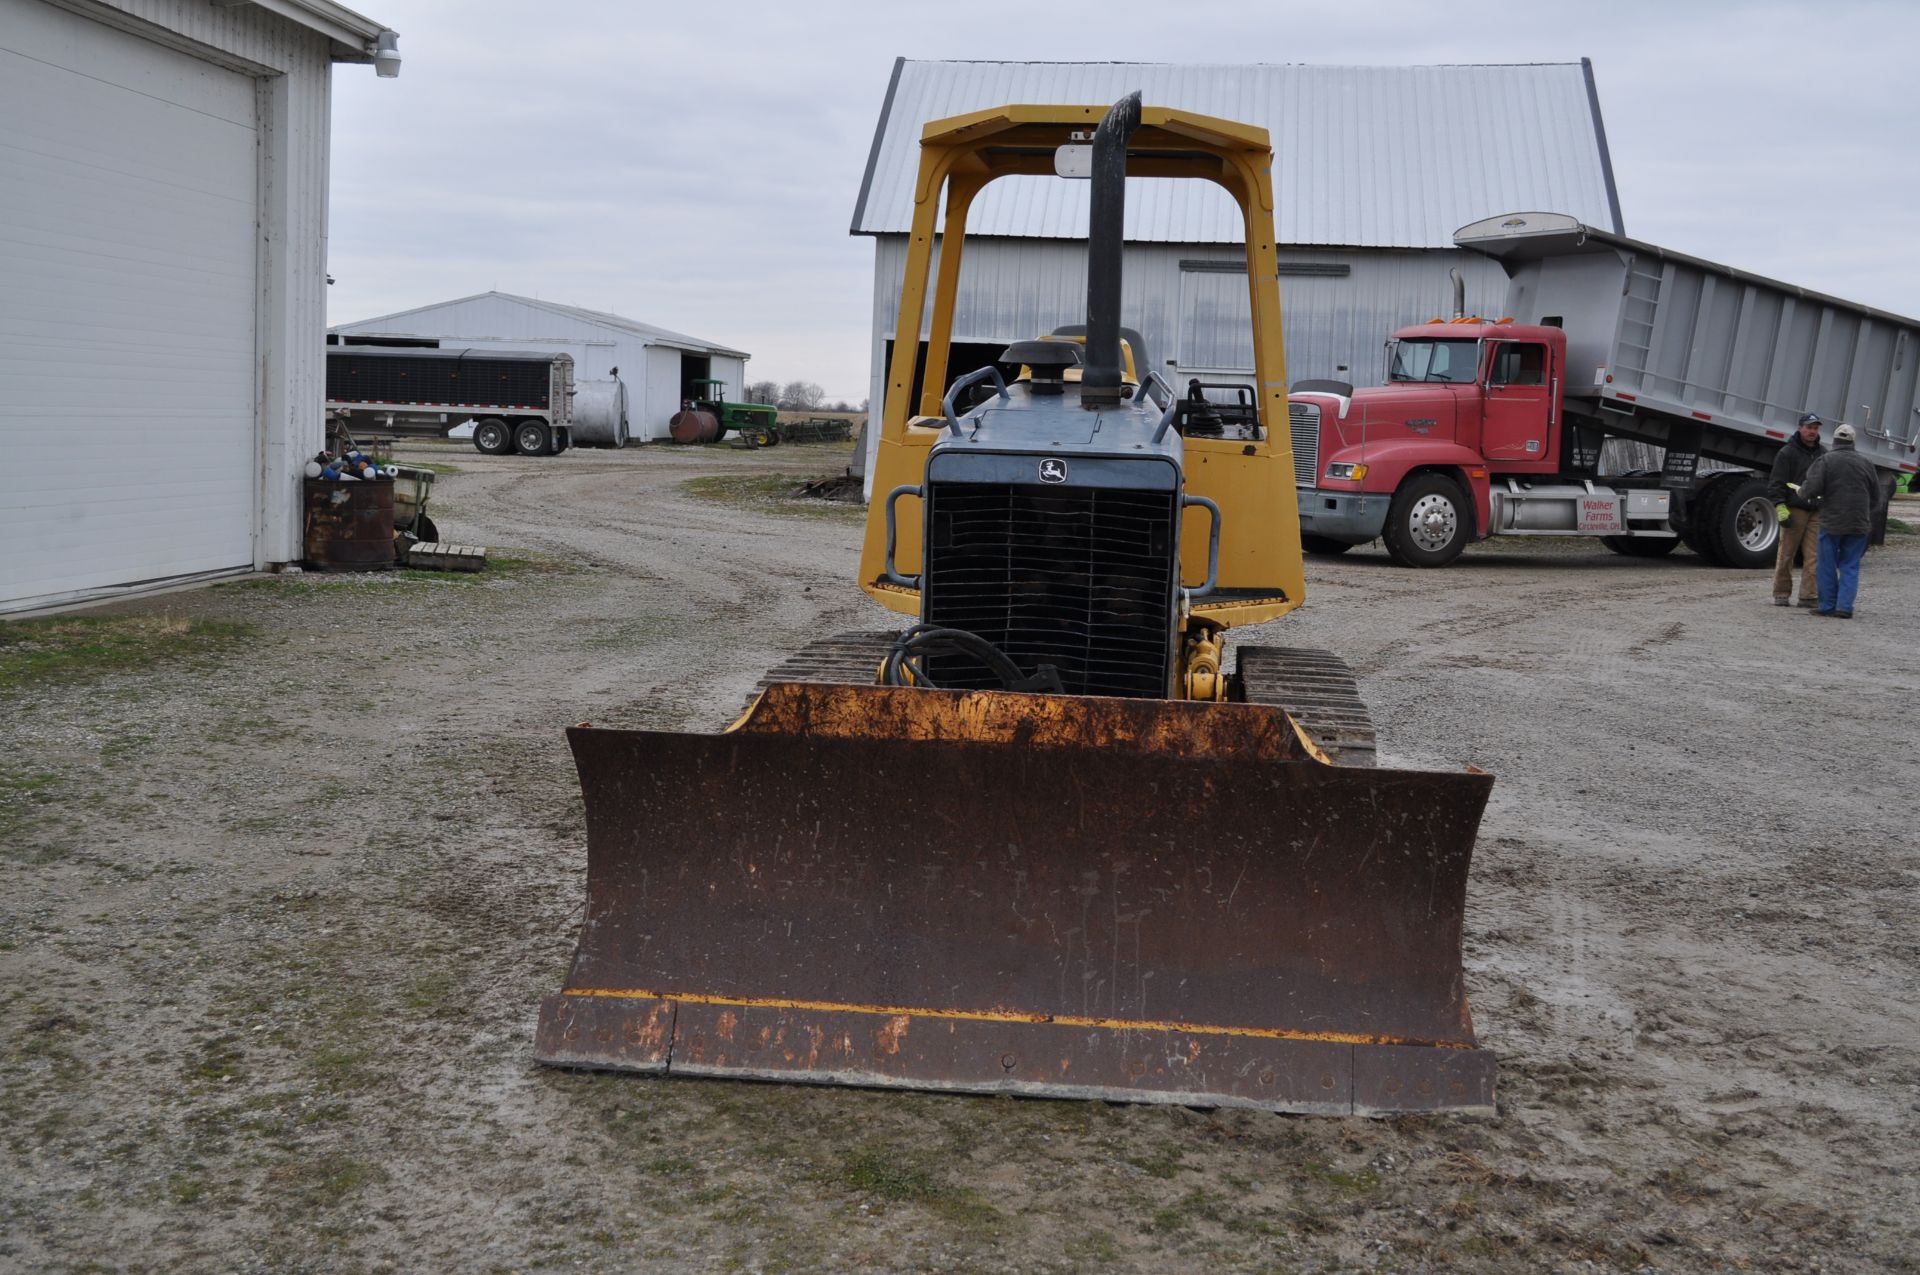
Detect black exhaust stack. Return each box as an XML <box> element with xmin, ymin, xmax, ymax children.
<box><xmin>1082</xmin><ymin>92</ymin><xmax>1142</xmax><ymax>409</ymax></box>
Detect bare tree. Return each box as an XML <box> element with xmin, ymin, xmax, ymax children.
<box><xmin>779</xmin><ymin>380</ymin><xmax>826</xmax><ymax>411</ymax></box>
<box><xmin>745</xmin><ymin>380</ymin><xmax>780</xmax><ymax>405</ymax></box>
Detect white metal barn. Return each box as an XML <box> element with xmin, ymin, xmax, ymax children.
<box><xmin>329</xmin><ymin>293</ymin><xmax>753</xmax><ymax>443</ymax></box>
<box><xmin>0</xmin><ymin>0</ymin><xmax>397</xmax><ymax>615</ymax></box>
<box><xmin>852</xmin><ymin>59</ymin><xmax>1623</xmax><ymax>482</ymax></box>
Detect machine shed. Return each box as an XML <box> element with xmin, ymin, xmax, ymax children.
<box><xmin>853</xmin><ymin>58</ymin><xmax>1624</xmax><ymax>478</ymax></box>
<box><xmin>329</xmin><ymin>293</ymin><xmax>752</xmax><ymax>443</ymax></box>
<box><xmin>1</xmin><ymin>0</ymin><xmax>398</xmax><ymax>615</ymax></box>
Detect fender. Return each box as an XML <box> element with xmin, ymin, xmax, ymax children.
<box><xmin>1324</xmin><ymin>438</ymin><xmax>1491</xmax><ymax>537</ymax></box>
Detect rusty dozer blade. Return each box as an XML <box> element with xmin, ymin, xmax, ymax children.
<box><xmin>536</xmin><ymin>683</ymin><xmax>1496</xmax><ymax>1115</ymax></box>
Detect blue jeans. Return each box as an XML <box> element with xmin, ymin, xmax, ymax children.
<box><xmin>1816</xmin><ymin>531</ymin><xmax>1868</xmax><ymax>613</ymax></box>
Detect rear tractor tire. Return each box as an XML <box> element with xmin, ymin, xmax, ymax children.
<box><xmin>1382</xmin><ymin>473</ymin><xmax>1471</xmax><ymax>568</ymax></box>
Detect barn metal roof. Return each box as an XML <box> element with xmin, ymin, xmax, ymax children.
<box><xmin>851</xmin><ymin>59</ymin><xmax>1622</xmax><ymax>247</ymax></box>
<box><xmin>331</xmin><ymin>291</ymin><xmax>749</xmax><ymax>358</ymax></box>
<box><xmin>254</xmin><ymin>0</ymin><xmax>390</xmax><ymax>58</ymax></box>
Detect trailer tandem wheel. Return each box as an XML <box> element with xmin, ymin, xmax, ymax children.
<box><xmin>473</xmin><ymin>418</ymin><xmax>511</xmax><ymax>455</ymax></box>
<box><xmin>514</xmin><ymin>421</ymin><xmax>552</xmax><ymax>457</ymax></box>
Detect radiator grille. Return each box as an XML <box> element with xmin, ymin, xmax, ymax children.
<box><xmin>922</xmin><ymin>483</ymin><xmax>1177</xmax><ymax>698</ymax></box>
<box><xmin>326</xmin><ymin>352</ymin><xmax>554</xmax><ymax>409</ymax></box>
<box><xmin>1288</xmin><ymin>401</ymin><xmax>1321</xmax><ymax>486</ymax></box>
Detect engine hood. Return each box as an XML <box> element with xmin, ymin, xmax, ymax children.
<box><xmin>1318</xmin><ymin>383</ymin><xmax>1466</xmax><ymax>447</ymax></box>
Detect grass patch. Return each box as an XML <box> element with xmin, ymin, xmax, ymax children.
<box><xmin>1125</xmin><ymin>1144</ymin><xmax>1188</xmax><ymax>1180</ymax></box>
<box><xmin>1302</xmin><ymin>1160</ymin><xmax>1383</xmax><ymax>1194</ymax></box>
<box><xmin>0</xmin><ymin>614</ymin><xmax>254</xmax><ymax>693</ymax></box>
<box><xmin>839</xmin><ymin>1145</ymin><xmax>939</xmax><ymax>1201</ymax></box>
<box><xmin>831</xmin><ymin>1143</ymin><xmax>1004</xmax><ymax>1228</ymax></box>
<box><xmin>216</xmin><ymin>550</ymin><xmax>573</xmax><ymax>592</ymax></box>
<box><xmin>0</xmin><ymin>767</ymin><xmax>61</xmax><ymax>847</ymax></box>
<box><xmin>1885</xmin><ymin>517</ymin><xmax>1914</xmax><ymax>536</ymax></box>
<box><xmin>187</xmin><ymin>1035</ymin><xmax>246</xmax><ymax>1085</ymax></box>
<box><xmin>680</xmin><ymin>474</ymin><xmax>865</xmax><ymax>521</ymax></box>
<box><xmin>263</xmin><ymin>1151</ymin><xmax>387</xmax><ymax>1208</ymax></box>
<box><xmin>1146</xmin><ymin>1187</ymin><xmax>1223</xmax><ymax>1234</ymax></box>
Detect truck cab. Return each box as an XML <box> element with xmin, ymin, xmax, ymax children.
<box><xmin>1293</xmin><ymin>320</ymin><xmax>1579</xmax><ymax>564</ymax></box>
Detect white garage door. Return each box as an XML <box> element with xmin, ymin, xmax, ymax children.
<box><xmin>0</xmin><ymin>0</ymin><xmax>259</xmax><ymax>611</ymax></box>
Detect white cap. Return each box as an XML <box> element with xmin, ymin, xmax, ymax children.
<box><xmin>1833</xmin><ymin>423</ymin><xmax>1856</xmax><ymax>443</ymax></box>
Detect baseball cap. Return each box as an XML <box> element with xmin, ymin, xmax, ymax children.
<box><xmin>1833</xmin><ymin>423</ymin><xmax>1856</xmax><ymax>443</ymax></box>
<box><xmin>1798</xmin><ymin>413</ymin><xmax>1823</xmax><ymax>428</ymax></box>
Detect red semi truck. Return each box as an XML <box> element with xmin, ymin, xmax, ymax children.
<box><xmin>1290</xmin><ymin>213</ymin><xmax>1919</xmax><ymax>567</ymax></box>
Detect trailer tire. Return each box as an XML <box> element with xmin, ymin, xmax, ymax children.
<box><xmin>1300</xmin><ymin>534</ymin><xmax>1356</xmax><ymax>556</ymax></box>
<box><xmin>1705</xmin><ymin>475</ymin><xmax>1778</xmax><ymax>569</ymax></box>
<box><xmin>1600</xmin><ymin>534</ymin><xmax>1681</xmax><ymax>558</ymax></box>
<box><xmin>473</xmin><ymin>418</ymin><xmax>511</xmax><ymax>455</ymax></box>
<box><xmin>514</xmin><ymin>421</ymin><xmax>552</xmax><ymax>456</ymax></box>
<box><xmin>1382</xmin><ymin>473</ymin><xmax>1470</xmax><ymax>567</ymax></box>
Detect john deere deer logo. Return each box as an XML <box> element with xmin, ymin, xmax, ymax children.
<box><xmin>1038</xmin><ymin>459</ymin><xmax>1068</xmax><ymax>484</ymax></box>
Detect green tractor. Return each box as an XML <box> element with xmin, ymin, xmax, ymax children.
<box><xmin>667</xmin><ymin>378</ymin><xmax>779</xmax><ymax>447</ymax></box>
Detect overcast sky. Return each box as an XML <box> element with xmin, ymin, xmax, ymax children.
<box><xmin>327</xmin><ymin>1</ymin><xmax>1918</xmax><ymax>403</ymax></box>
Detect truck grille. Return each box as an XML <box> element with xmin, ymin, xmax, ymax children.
<box><xmin>1288</xmin><ymin>402</ymin><xmax>1321</xmax><ymax>485</ymax></box>
<box><xmin>921</xmin><ymin>483</ymin><xmax>1177</xmax><ymax>698</ymax></box>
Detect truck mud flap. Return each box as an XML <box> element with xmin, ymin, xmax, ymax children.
<box><xmin>536</xmin><ymin>683</ymin><xmax>1497</xmax><ymax>1115</ymax></box>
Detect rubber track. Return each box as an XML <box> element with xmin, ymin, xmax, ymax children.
<box><xmin>753</xmin><ymin>632</ymin><xmax>1378</xmax><ymax>768</ymax></box>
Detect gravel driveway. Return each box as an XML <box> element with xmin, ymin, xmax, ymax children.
<box><xmin>3</xmin><ymin>440</ymin><xmax>1915</xmax><ymax>1273</ymax></box>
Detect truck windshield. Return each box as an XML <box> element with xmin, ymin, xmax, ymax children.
<box><xmin>1389</xmin><ymin>339</ymin><xmax>1481</xmax><ymax>384</ymax></box>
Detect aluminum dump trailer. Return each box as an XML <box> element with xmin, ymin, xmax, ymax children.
<box><xmin>324</xmin><ymin>345</ymin><xmax>577</xmax><ymax>456</ymax></box>
<box><xmin>1458</xmin><ymin>212</ymin><xmax>1920</xmax><ymax>479</ymax></box>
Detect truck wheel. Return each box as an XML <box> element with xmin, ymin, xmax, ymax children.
<box><xmin>1300</xmin><ymin>534</ymin><xmax>1355</xmax><ymax>556</ymax></box>
<box><xmin>474</xmin><ymin>418</ymin><xmax>511</xmax><ymax>455</ymax></box>
<box><xmin>1601</xmin><ymin>535</ymin><xmax>1681</xmax><ymax>558</ymax></box>
<box><xmin>1706</xmin><ymin>476</ymin><xmax>1778</xmax><ymax>568</ymax></box>
<box><xmin>1674</xmin><ymin>484</ymin><xmax>1724</xmax><ymax>562</ymax></box>
<box><xmin>1382</xmin><ymin>474</ymin><xmax>1470</xmax><ymax>567</ymax></box>
<box><xmin>514</xmin><ymin>421</ymin><xmax>552</xmax><ymax>456</ymax></box>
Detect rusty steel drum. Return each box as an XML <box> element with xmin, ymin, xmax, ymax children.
<box><xmin>668</xmin><ymin>408</ymin><xmax>720</xmax><ymax>444</ymax></box>
<box><xmin>535</xmin><ymin>682</ymin><xmax>1498</xmax><ymax>1115</ymax></box>
<box><xmin>302</xmin><ymin>477</ymin><xmax>394</xmax><ymax>571</ymax></box>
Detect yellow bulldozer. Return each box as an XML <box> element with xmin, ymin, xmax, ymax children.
<box><xmin>535</xmin><ymin>95</ymin><xmax>1496</xmax><ymax>1115</ymax></box>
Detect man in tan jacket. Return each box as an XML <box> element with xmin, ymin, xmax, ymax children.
<box><xmin>1767</xmin><ymin>413</ymin><xmax>1825</xmax><ymax>606</ymax></box>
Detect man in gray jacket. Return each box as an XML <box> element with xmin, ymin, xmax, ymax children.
<box><xmin>1767</xmin><ymin>413</ymin><xmax>1825</xmax><ymax>606</ymax></box>
<box><xmin>1797</xmin><ymin>423</ymin><xmax>1887</xmax><ymax>618</ymax></box>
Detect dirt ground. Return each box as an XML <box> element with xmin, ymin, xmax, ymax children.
<box><xmin>2</xmin><ymin>439</ymin><xmax>1916</xmax><ymax>1274</ymax></box>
